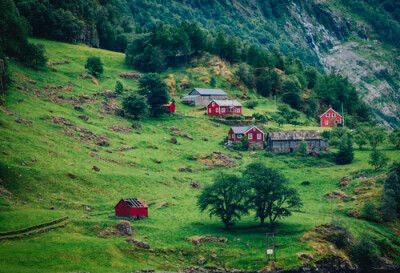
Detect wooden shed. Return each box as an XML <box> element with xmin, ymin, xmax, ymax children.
<box><xmin>181</xmin><ymin>88</ymin><xmax>227</xmax><ymax>106</ymax></box>
<box><xmin>114</xmin><ymin>198</ymin><xmax>148</xmax><ymax>217</ymax></box>
<box><xmin>266</xmin><ymin>131</ymin><xmax>329</xmax><ymax>153</ymax></box>
<box><xmin>162</xmin><ymin>101</ymin><xmax>175</xmax><ymax>113</ymax></box>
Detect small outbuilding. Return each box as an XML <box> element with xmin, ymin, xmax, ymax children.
<box><xmin>207</xmin><ymin>100</ymin><xmax>242</xmax><ymax>116</ymax></box>
<box><xmin>114</xmin><ymin>198</ymin><xmax>148</xmax><ymax>217</ymax></box>
<box><xmin>181</xmin><ymin>88</ymin><xmax>227</xmax><ymax>106</ymax></box>
<box><xmin>227</xmin><ymin>126</ymin><xmax>265</xmax><ymax>149</ymax></box>
<box><xmin>266</xmin><ymin>131</ymin><xmax>329</xmax><ymax>153</ymax></box>
<box><xmin>320</xmin><ymin>108</ymin><xmax>342</xmax><ymax>127</ymax></box>
<box><xmin>162</xmin><ymin>101</ymin><xmax>175</xmax><ymax>113</ymax></box>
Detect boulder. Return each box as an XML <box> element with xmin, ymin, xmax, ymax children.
<box><xmin>126</xmin><ymin>238</ymin><xmax>150</xmax><ymax>249</ymax></box>
<box><xmin>131</xmin><ymin>123</ymin><xmax>142</xmax><ymax>130</ymax></box>
<box><xmin>323</xmin><ymin>190</ymin><xmax>351</xmax><ymax>200</ymax></box>
<box><xmin>198</xmin><ymin>257</ymin><xmax>207</xmax><ymax>265</ymax></box>
<box><xmin>74</xmin><ymin>106</ymin><xmax>84</xmax><ymax>112</ymax></box>
<box><xmin>92</xmin><ymin>166</ymin><xmax>100</xmax><ymax>172</ymax></box>
<box><xmin>297</xmin><ymin>252</ymin><xmax>314</xmax><ymax>262</ymax></box>
<box><xmin>114</xmin><ymin>220</ymin><xmax>133</xmax><ymax>236</ymax></box>
<box><xmin>159</xmin><ymin>202</ymin><xmax>168</xmax><ymax>208</ymax></box>
<box><xmin>78</xmin><ymin>115</ymin><xmax>88</xmax><ymax>121</ymax></box>
<box><xmin>170</xmin><ymin>137</ymin><xmax>178</xmax><ymax>144</ymax></box>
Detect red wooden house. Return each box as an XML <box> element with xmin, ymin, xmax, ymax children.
<box><xmin>227</xmin><ymin>126</ymin><xmax>265</xmax><ymax>149</ymax></box>
<box><xmin>114</xmin><ymin>198</ymin><xmax>148</xmax><ymax>217</ymax></box>
<box><xmin>162</xmin><ymin>102</ymin><xmax>175</xmax><ymax>113</ymax></box>
<box><xmin>207</xmin><ymin>100</ymin><xmax>242</xmax><ymax>116</ymax></box>
<box><xmin>320</xmin><ymin>108</ymin><xmax>342</xmax><ymax>127</ymax></box>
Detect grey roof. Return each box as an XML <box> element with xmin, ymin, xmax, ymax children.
<box><xmin>231</xmin><ymin>126</ymin><xmax>265</xmax><ymax>135</ymax></box>
<box><xmin>122</xmin><ymin>198</ymin><xmax>147</xmax><ymax>208</ymax></box>
<box><xmin>211</xmin><ymin>100</ymin><xmax>242</xmax><ymax>107</ymax></box>
<box><xmin>267</xmin><ymin>131</ymin><xmax>322</xmax><ymax>141</ymax></box>
<box><xmin>182</xmin><ymin>95</ymin><xmax>200</xmax><ymax>100</ymax></box>
<box><xmin>190</xmin><ymin>88</ymin><xmax>227</xmax><ymax>96</ymax></box>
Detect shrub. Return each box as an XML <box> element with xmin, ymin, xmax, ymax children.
<box><xmin>85</xmin><ymin>56</ymin><xmax>103</xmax><ymax>77</ymax></box>
<box><xmin>298</xmin><ymin>140</ymin><xmax>307</xmax><ymax>156</ymax></box>
<box><xmin>244</xmin><ymin>100</ymin><xmax>258</xmax><ymax>109</ymax></box>
<box><xmin>331</xmin><ymin>225</ymin><xmax>352</xmax><ymax>249</ymax></box>
<box><xmin>115</xmin><ymin>81</ymin><xmax>124</xmax><ymax>94</ymax></box>
<box><xmin>225</xmin><ymin>115</ymin><xmax>243</xmax><ymax>120</ymax></box>
<box><xmin>362</xmin><ymin>201</ymin><xmax>379</xmax><ymax>222</ymax></box>
<box><xmin>369</xmin><ymin>149</ymin><xmax>390</xmax><ymax>171</ymax></box>
<box><xmin>351</xmin><ymin>234</ymin><xmax>379</xmax><ymax>269</ymax></box>
<box><xmin>301</xmin><ymin>181</ymin><xmax>311</xmax><ymax>186</ymax></box>
<box><xmin>252</xmin><ymin>112</ymin><xmax>266</xmax><ymax>122</ymax></box>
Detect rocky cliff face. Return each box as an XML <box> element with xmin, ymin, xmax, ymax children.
<box><xmin>285</xmin><ymin>1</ymin><xmax>400</xmax><ymax>128</ymax></box>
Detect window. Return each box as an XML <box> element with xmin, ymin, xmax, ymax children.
<box><xmin>332</xmin><ymin>113</ymin><xmax>335</xmax><ymax>117</ymax></box>
<box><xmin>248</xmin><ymin>134</ymin><xmax>253</xmax><ymax>140</ymax></box>
<box><xmin>325</xmin><ymin>120</ymin><xmax>328</xmax><ymax>125</ymax></box>
<box><xmin>208</xmin><ymin>108</ymin><xmax>211</xmax><ymax>113</ymax></box>
<box><xmin>257</xmin><ymin>134</ymin><xmax>262</xmax><ymax>140</ymax></box>
<box><xmin>335</xmin><ymin>120</ymin><xmax>338</xmax><ymax>124</ymax></box>
<box><xmin>237</xmin><ymin>134</ymin><xmax>242</xmax><ymax>139</ymax></box>
<box><xmin>237</xmin><ymin>108</ymin><xmax>240</xmax><ymax>113</ymax></box>
<box><xmin>222</xmin><ymin>108</ymin><xmax>226</xmax><ymax>113</ymax></box>
<box><xmin>326</xmin><ymin>113</ymin><xmax>330</xmax><ymax>117</ymax></box>
<box><xmin>216</xmin><ymin>108</ymin><xmax>219</xmax><ymax>113</ymax></box>
<box><xmin>212</xmin><ymin>102</ymin><xmax>215</xmax><ymax>106</ymax></box>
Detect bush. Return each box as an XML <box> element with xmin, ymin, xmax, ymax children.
<box><xmin>244</xmin><ymin>100</ymin><xmax>258</xmax><ymax>109</ymax></box>
<box><xmin>301</xmin><ymin>181</ymin><xmax>311</xmax><ymax>186</ymax></box>
<box><xmin>331</xmin><ymin>225</ymin><xmax>352</xmax><ymax>249</ymax></box>
<box><xmin>252</xmin><ymin>112</ymin><xmax>266</xmax><ymax>122</ymax></box>
<box><xmin>85</xmin><ymin>56</ymin><xmax>103</xmax><ymax>77</ymax></box>
<box><xmin>351</xmin><ymin>234</ymin><xmax>379</xmax><ymax>269</ymax></box>
<box><xmin>115</xmin><ymin>81</ymin><xmax>124</xmax><ymax>94</ymax></box>
<box><xmin>362</xmin><ymin>201</ymin><xmax>379</xmax><ymax>222</ymax></box>
<box><xmin>225</xmin><ymin>115</ymin><xmax>243</xmax><ymax>120</ymax></box>
<box><xmin>298</xmin><ymin>140</ymin><xmax>307</xmax><ymax>156</ymax></box>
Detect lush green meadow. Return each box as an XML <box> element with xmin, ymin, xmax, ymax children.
<box><xmin>0</xmin><ymin>39</ymin><xmax>399</xmax><ymax>272</ymax></box>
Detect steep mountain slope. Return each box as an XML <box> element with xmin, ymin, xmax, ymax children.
<box><xmin>128</xmin><ymin>0</ymin><xmax>400</xmax><ymax>128</ymax></box>
<box><xmin>0</xmin><ymin>39</ymin><xmax>399</xmax><ymax>272</ymax></box>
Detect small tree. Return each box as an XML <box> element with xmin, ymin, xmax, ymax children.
<box><xmin>210</xmin><ymin>76</ymin><xmax>216</xmax><ymax>87</ymax></box>
<box><xmin>22</xmin><ymin>43</ymin><xmax>47</xmax><ymax>70</ymax></box>
<box><xmin>122</xmin><ymin>93</ymin><xmax>148</xmax><ymax>120</ymax></box>
<box><xmin>369</xmin><ymin>149</ymin><xmax>389</xmax><ymax>171</ymax></box>
<box><xmin>115</xmin><ymin>81</ymin><xmax>124</xmax><ymax>95</ymax></box>
<box><xmin>197</xmin><ymin>173</ymin><xmax>248</xmax><ymax>230</ymax></box>
<box><xmin>85</xmin><ymin>56</ymin><xmax>103</xmax><ymax>77</ymax></box>
<box><xmin>138</xmin><ymin>73</ymin><xmax>169</xmax><ymax>117</ymax></box>
<box><xmin>366</xmin><ymin>126</ymin><xmax>386</xmax><ymax>150</ymax></box>
<box><xmin>389</xmin><ymin>129</ymin><xmax>400</xmax><ymax>150</ymax></box>
<box><xmin>298</xmin><ymin>140</ymin><xmax>308</xmax><ymax>156</ymax></box>
<box><xmin>276</xmin><ymin>116</ymin><xmax>285</xmax><ymax>127</ymax></box>
<box><xmin>361</xmin><ymin>201</ymin><xmax>379</xmax><ymax>222</ymax></box>
<box><xmin>382</xmin><ymin>162</ymin><xmax>400</xmax><ymax>221</ymax></box>
<box><xmin>243</xmin><ymin>162</ymin><xmax>302</xmax><ymax>230</ymax></box>
<box><xmin>335</xmin><ymin>134</ymin><xmax>354</xmax><ymax>165</ymax></box>
<box><xmin>351</xmin><ymin>234</ymin><xmax>379</xmax><ymax>269</ymax></box>
<box><xmin>354</xmin><ymin>131</ymin><xmax>367</xmax><ymax>150</ymax></box>
<box><xmin>240</xmin><ymin>135</ymin><xmax>249</xmax><ymax>150</ymax></box>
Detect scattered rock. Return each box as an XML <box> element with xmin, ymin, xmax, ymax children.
<box><xmin>82</xmin><ymin>204</ymin><xmax>91</xmax><ymax>211</ymax></box>
<box><xmin>67</xmin><ymin>173</ymin><xmax>77</xmax><ymax>179</ymax></box>
<box><xmin>49</xmin><ymin>206</ymin><xmax>55</xmax><ymax>210</ymax></box>
<box><xmin>211</xmin><ymin>254</ymin><xmax>217</xmax><ymax>260</ymax></box>
<box><xmin>185</xmin><ymin>135</ymin><xmax>193</xmax><ymax>140</ymax></box>
<box><xmin>98</xmin><ymin>90</ymin><xmax>117</xmax><ymax>98</ymax></box>
<box><xmin>185</xmin><ymin>235</ymin><xmax>228</xmax><ymax>246</ymax></box>
<box><xmin>131</xmin><ymin>123</ymin><xmax>142</xmax><ymax>130</ymax></box>
<box><xmin>47</xmin><ymin>60</ymin><xmax>70</xmax><ymax>66</ymax></box>
<box><xmin>353</xmin><ymin>187</ymin><xmax>369</xmax><ymax>195</ymax></box>
<box><xmin>28</xmin><ymin>80</ymin><xmax>37</xmax><ymax>84</ymax></box>
<box><xmin>96</xmin><ymin>137</ymin><xmax>110</xmax><ymax>146</ymax></box>
<box><xmin>119</xmin><ymin>72</ymin><xmax>144</xmax><ymax>80</ymax></box>
<box><xmin>126</xmin><ymin>238</ymin><xmax>150</xmax><ymax>249</ymax></box>
<box><xmin>297</xmin><ymin>252</ymin><xmax>314</xmax><ymax>262</ymax></box>
<box><xmin>347</xmin><ymin>208</ymin><xmax>360</xmax><ymax>218</ymax></box>
<box><xmin>195</xmin><ymin>152</ymin><xmax>236</xmax><ymax>168</ymax></box>
<box><xmin>15</xmin><ymin>118</ymin><xmax>33</xmax><ymax>127</ymax></box>
<box><xmin>234</xmin><ymin>155</ymin><xmax>242</xmax><ymax>159</ymax></box>
<box><xmin>79</xmin><ymin>73</ymin><xmax>95</xmax><ymax>80</ymax></box>
<box><xmin>108</xmin><ymin>125</ymin><xmax>131</xmax><ymax>133</ymax></box>
<box><xmin>339</xmin><ymin>176</ymin><xmax>352</xmax><ymax>188</ymax></box>
<box><xmin>0</xmin><ymin>106</ymin><xmax>19</xmax><ymax>116</ymax></box>
<box><xmin>251</xmin><ymin>152</ymin><xmax>257</xmax><ymax>157</ymax></box>
<box><xmin>159</xmin><ymin>202</ymin><xmax>168</xmax><ymax>208</ymax></box>
<box><xmin>178</xmin><ymin>167</ymin><xmax>192</xmax><ymax>172</ymax></box>
<box><xmin>99</xmin><ymin>101</ymin><xmax>123</xmax><ymax>116</ymax></box>
<box><xmin>190</xmin><ymin>181</ymin><xmax>203</xmax><ymax>189</ymax></box>
<box><xmin>170</xmin><ymin>137</ymin><xmax>178</xmax><ymax>144</ymax></box>
<box><xmin>154</xmin><ymin>159</ymin><xmax>161</xmax><ymax>164</ymax></box>
<box><xmin>323</xmin><ymin>190</ymin><xmax>351</xmax><ymax>200</ymax></box>
<box><xmin>74</xmin><ymin>106</ymin><xmax>84</xmax><ymax>112</ymax></box>
<box><xmin>78</xmin><ymin>115</ymin><xmax>88</xmax><ymax>121</ymax></box>
<box><xmin>92</xmin><ymin>166</ymin><xmax>100</xmax><ymax>172</ymax></box>
<box><xmin>198</xmin><ymin>257</ymin><xmax>207</xmax><ymax>265</ymax></box>
<box><xmin>115</xmin><ymin>220</ymin><xmax>133</xmax><ymax>236</ymax></box>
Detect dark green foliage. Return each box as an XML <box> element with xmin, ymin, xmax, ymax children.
<box><xmin>369</xmin><ymin>149</ymin><xmax>390</xmax><ymax>171</ymax></box>
<box><xmin>305</xmin><ymin>66</ymin><xmax>318</xmax><ymax>89</ymax></box>
<box><xmin>138</xmin><ymin>73</ymin><xmax>169</xmax><ymax>117</ymax></box>
<box><xmin>210</xmin><ymin>76</ymin><xmax>216</xmax><ymax>88</ymax></box>
<box><xmin>255</xmin><ymin>69</ymin><xmax>281</xmax><ymax>98</ymax></box>
<box><xmin>243</xmin><ymin>162</ymin><xmax>302</xmax><ymax>230</ymax></box>
<box><xmin>301</xmin><ymin>181</ymin><xmax>311</xmax><ymax>186</ymax></box>
<box><xmin>236</xmin><ymin>63</ymin><xmax>254</xmax><ymax>89</ymax></box>
<box><xmin>389</xmin><ymin>129</ymin><xmax>400</xmax><ymax>150</ymax></box>
<box><xmin>21</xmin><ymin>43</ymin><xmax>48</xmax><ymax>70</ymax></box>
<box><xmin>298</xmin><ymin>140</ymin><xmax>307</xmax><ymax>156</ymax></box>
<box><xmin>281</xmin><ymin>75</ymin><xmax>302</xmax><ymax>110</ymax></box>
<box><xmin>353</xmin><ymin>129</ymin><xmax>368</xmax><ymax>150</ymax></box>
<box><xmin>131</xmin><ymin>44</ymin><xmax>166</xmax><ymax>73</ymax></box>
<box><xmin>115</xmin><ymin>81</ymin><xmax>124</xmax><ymax>95</ymax></box>
<box><xmin>277</xmin><ymin>105</ymin><xmax>299</xmax><ymax>125</ymax></box>
<box><xmin>382</xmin><ymin>162</ymin><xmax>400</xmax><ymax>221</ymax></box>
<box><xmin>240</xmin><ymin>135</ymin><xmax>249</xmax><ymax>151</ymax></box>
<box><xmin>197</xmin><ymin>173</ymin><xmax>248</xmax><ymax>230</ymax></box>
<box><xmin>85</xmin><ymin>57</ymin><xmax>103</xmax><ymax>77</ymax></box>
<box><xmin>122</xmin><ymin>94</ymin><xmax>148</xmax><ymax>120</ymax></box>
<box><xmin>351</xmin><ymin>234</ymin><xmax>379</xmax><ymax>269</ymax></box>
<box><xmin>244</xmin><ymin>100</ymin><xmax>258</xmax><ymax>109</ymax></box>
<box><xmin>331</xmin><ymin>225</ymin><xmax>352</xmax><ymax>249</ymax></box>
<box><xmin>335</xmin><ymin>134</ymin><xmax>354</xmax><ymax>165</ymax></box>
<box><xmin>251</xmin><ymin>113</ymin><xmax>266</xmax><ymax>122</ymax></box>
<box><xmin>362</xmin><ymin>201</ymin><xmax>379</xmax><ymax>222</ymax></box>
<box><xmin>365</xmin><ymin>126</ymin><xmax>386</xmax><ymax>150</ymax></box>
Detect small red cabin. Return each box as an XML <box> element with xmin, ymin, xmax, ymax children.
<box><xmin>320</xmin><ymin>108</ymin><xmax>342</xmax><ymax>127</ymax></box>
<box><xmin>207</xmin><ymin>100</ymin><xmax>242</xmax><ymax>116</ymax></box>
<box><xmin>227</xmin><ymin>126</ymin><xmax>265</xmax><ymax>149</ymax></box>
<box><xmin>114</xmin><ymin>198</ymin><xmax>148</xmax><ymax>217</ymax></box>
<box><xmin>162</xmin><ymin>102</ymin><xmax>175</xmax><ymax>113</ymax></box>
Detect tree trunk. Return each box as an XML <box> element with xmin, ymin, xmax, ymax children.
<box><xmin>260</xmin><ymin>217</ymin><xmax>265</xmax><ymax>227</ymax></box>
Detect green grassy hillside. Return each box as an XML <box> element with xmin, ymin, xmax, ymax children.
<box><xmin>0</xmin><ymin>39</ymin><xmax>399</xmax><ymax>272</ymax></box>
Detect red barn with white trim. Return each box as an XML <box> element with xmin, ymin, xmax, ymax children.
<box><xmin>320</xmin><ymin>108</ymin><xmax>342</xmax><ymax>127</ymax></box>
<box><xmin>227</xmin><ymin>126</ymin><xmax>265</xmax><ymax>149</ymax></box>
<box><xmin>114</xmin><ymin>198</ymin><xmax>148</xmax><ymax>217</ymax></box>
<box><xmin>207</xmin><ymin>100</ymin><xmax>242</xmax><ymax>116</ymax></box>
<box><xmin>162</xmin><ymin>102</ymin><xmax>175</xmax><ymax>113</ymax></box>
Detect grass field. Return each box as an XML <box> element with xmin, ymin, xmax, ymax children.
<box><xmin>0</xmin><ymin>39</ymin><xmax>399</xmax><ymax>273</ymax></box>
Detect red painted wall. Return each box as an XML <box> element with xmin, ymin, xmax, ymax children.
<box><xmin>115</xmin><ymin>199</ymin><xmax>149</xmax><ymax>217</ymax></box>
<box><xmin>320</xmin><ymin>109</ymin><xmax>341</xmax><ymax>127</ymax></box>
<box><xmin>207</xmin><ymin>102</ymin><xmax>242</xmax><ymax>116</ymax></box>
<box><xmin>227</xmin><ymin>127</ymin><xmax>264</xmax><ymax>142</ymax></box>
<box><xmin>168</xmin><ymin>102</ymin><xmax>175</xmax><ymax>113</ymax></box>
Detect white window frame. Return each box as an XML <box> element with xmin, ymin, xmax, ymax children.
<box><xmin>236</xmin><ymin>108</ymin><xmax>240</xmax><ymax>113</ymax></box>
<box><xmin>221</xmin><ymin>108</ymin><xmax>226</xmax><ymax>113</ymax></box>
<box><xmin>212</xmin><ymin>102</ymin><xmax>215</xmax><ymax>106</ymax></box>
<box><xmin>237</xmin><ymin>134</ymin><xmax>242</xmax><ymax>139</ymax></box>
<box><xmin>248</xmin><ymin>134</ymin><xmax>253</xmax><ymax>140</ymax></box>
<box><xmin>208</xmin><ymin>108</ymin><xmax>211</xmax><ymax>113</ymax></box>
<box><xmin>325</xmin><ymin>120</ymin><xmax>328</xmax><ymax>125</ymax></box>
<box><xmin>257</xmin><ymin>133</ymin><xmax>262</xmax><ymax>140</ymax></box>
<box><xmin>332</xmin><ymin>113</ymin><xmax>336</xmax><ymax>117</ymax></box>
<box><xmin>326</xmin><ymin>113</ymin><xmax>330</xmax><ymax>117</ymax></box>
<box><xmin>216</xmin><ymin>108</ymin><xmax>219</xmax><ymax>113</ymax></box>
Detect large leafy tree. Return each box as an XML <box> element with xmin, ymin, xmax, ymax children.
<box><xmin>365</xmin><ymin>126</ymin><xmax>386</xmax><ymax>150</ymax></box>
<box><xmin>197</xmin><ymin>173</ymin><xmax>248</xmax><ymax>230</ymax></box>
<box><xmin>335</xmin><ymin>134</ymin><xmax>354</xmax><ymax>165</ymax></box>
<box><xmin>243</xmin><ymin>163</ymin><xmax>302</xmax><ymax>230</ymax></box>
<box><xmin>22</xmin><ymin>43</ymin><xmax>48</xmax><ymax>70</ymax></box>
<box><xmin>138</xmin><ymin>73</ymin><xmax>169</xmax><ymax>117</ymax></box>
<box><xmin>281</xmin><ymin>75</ymin><xmax>302</xmax><ymax>110</ymax></box>
<box><xmin>382</xmin><ymin>162</ymin><xmax>400</xmax><ymax>221</ymax></box>
<box><xmin>389</xmin><ymin>129</ymin><xmax>400</xmax><ymax>150</ymax></box>
<box><xmin>122</xmin><ymin>94</ymin><xmax>148</xmax><ymax>120</ymax></box>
